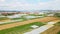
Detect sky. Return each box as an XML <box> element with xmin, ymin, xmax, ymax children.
<box><xmin>0</xmin><ymin>0</ymin><xmax>60</xmax><ymax>11</ymax></box>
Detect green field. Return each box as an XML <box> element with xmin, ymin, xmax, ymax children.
<box><xmin>0</xmin><ymin>22</ymin><xmax>45</xmax><ymax>34</ymax></box>
<box><xmin>0</xmin><ymin>18</ymin><xmax>27</xmax><ymax>25</ymax></box>
<box><xmin>0</xmin><ymin>16</ymin><xmax>43</xmax><ymax>25</ymax></box>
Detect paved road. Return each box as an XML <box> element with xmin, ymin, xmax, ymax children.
<box><xmin>0</xmin><ymin>17</ymin><xmax>59</xmax><ymax>30</ymax></box>
<box><xmin>24</xmin><ymin>25</ymin><xmax>54</xmax><ymax>34</ymax></box>
<box><xmin>24</xmin><ymin>20</ymin><xmax>60</xmax><ymax>34</ymax></box>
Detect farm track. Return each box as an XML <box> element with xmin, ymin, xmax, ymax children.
<box><xmin>0</xmin><ymin>17</ymin><xmax>59</xmax><ymax>30</ymax></box>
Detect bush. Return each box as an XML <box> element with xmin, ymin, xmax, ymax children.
<box><xmin>57</xmin><ymin>31</ymin><xmax>60</xmax><ymax>34</ymax></box>
<box><xmin>54</xmin><ymin>13</ymin><xmax>60</xmax><ymax>17</ymax></box>
<box><xmin>55</xmin><ymin>22</ymin><xmax>60</xmax><ymax>25</ymax></box>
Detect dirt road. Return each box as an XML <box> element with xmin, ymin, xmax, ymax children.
<box><xmin>0</xmin><ymin>17</ymin><xmax>59</xmax><ymax>30</ymax></box>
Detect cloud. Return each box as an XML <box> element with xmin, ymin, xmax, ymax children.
<box><xmin>0</xmin><ymin>0</ymin><xmax>60</xmax><ymax>10</ymax></box>
<box><xmin>0</xmin><ymin>0</ymin><xmax>5</xmax><ymax>2</ymax></box>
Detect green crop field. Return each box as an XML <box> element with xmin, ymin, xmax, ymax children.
<box><xmin>0</xmin><ymin>22</ymin><xmax>45</xmax><ymax>34</ymax></box>
<box><xmin>0</xmin><ymin>18</ymin><xmax>27</xmax><ymax>25</ymax></box>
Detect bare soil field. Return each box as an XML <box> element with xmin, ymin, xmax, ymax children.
<box><xmin>0</xmin><ymin>17</ymin><xmax>59</xmax><ymax>30</ymax></box>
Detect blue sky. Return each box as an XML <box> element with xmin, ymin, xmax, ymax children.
<box><xmin>0</xmin><ymin>0</ymin><xmax>60</xmax><ymax>11</ymax></box>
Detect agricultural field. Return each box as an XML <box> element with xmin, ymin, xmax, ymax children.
<box><xmin>0</xmin><ymin>14</ymin><xmax>45</xmax><ymax>25</ymax></box>
<box><xmin>0</xmin><ymin>12</ymin><xmax>60</xmax><ymax>34</ymax></box>
<box><xmin>0</xmin><ymin>22</ymin><xmax>45</xmax><ymax>34</ymax></box>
